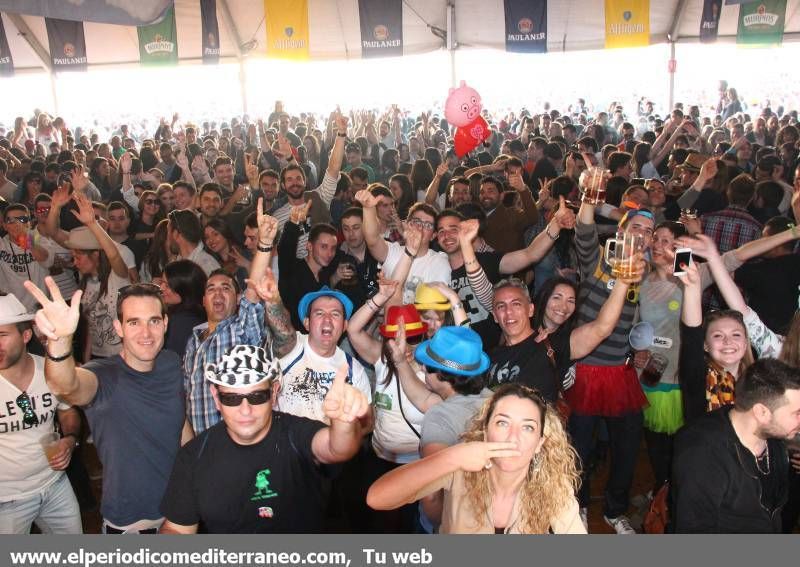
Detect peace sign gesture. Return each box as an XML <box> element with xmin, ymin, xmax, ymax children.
<box><xmin>24</xmin><ymin>277</ymin><xmax>83</xmax><ymax>341</ymax></box>
<box><xmin>323</xmin><ymin>364</ymin><xmax>369</xmax><ymax>423</ymax></box>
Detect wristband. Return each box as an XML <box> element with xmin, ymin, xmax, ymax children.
<box><xmin>122</xmin><ymin>170</ymin><xmax>131</xmax><ymax>175</ymax></box>
<box><xmin>337</xmin><ymin>132</ymin><xmax>347</xmax><ymax>137</ymax></box>
<box><xmin>464</xmin><ymin>258</ymin><xmax>478</xmax><ymax>267</ymax></box>
<box><xmin>451</xmin><ymin>302</ymin><xmax>464</xmax><ymax>311</ymax></box>
<box><xmin>545</xmin><ymin>225</ymin><xmax>560</xmax><ymax>241</ymax></box>
<box><xmin>46</xmin><ymin>348</ymin><xmax>73</xmax><ymax>362</ymax></box>
<box><xmin>404</xmin><ymin>247</ymin><xmax>414</xmax><ymax>258</ymax></box>
<box><xmin>257</xmin><ymin>243</ymin><xmax>273</xmax><ymax>253</ymax></box>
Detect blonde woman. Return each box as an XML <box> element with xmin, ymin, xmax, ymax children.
<box><xmin>367</xmin><ymin>384</ymin><xmax>585</xmax><ymax>534</ymax></box>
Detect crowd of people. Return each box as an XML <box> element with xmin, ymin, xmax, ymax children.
<box><xmin>1</xmin><ymin>84</ymin><xmax>800</xmax><ymax>534</ymax></box>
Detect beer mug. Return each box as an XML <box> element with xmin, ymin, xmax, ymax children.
<box><xmin>604</xmin><ymin>230</ymin><xmax>644</xmax><ymax>279</ymax></box>
<box><xmin>579</xmin><ymin>167</ymin><xmax>609</xmax><ymax>205</ymax></box>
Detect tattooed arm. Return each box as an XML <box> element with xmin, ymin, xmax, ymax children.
<box><xmin>249</xmin><ymin>268</ymin><xmax>298</xmax><ymax>358</ymax></box>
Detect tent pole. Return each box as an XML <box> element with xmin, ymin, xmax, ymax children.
<box><xmin>239</xmin><ymin>61</ymin><xmax>248</xmax><ymax>115</ymax></box>
<box><xmin>447</xmin><ymin>0</ymin><xmax>456</xmax><ymax>88</ymax></box>
<box><xmin>50</xmin><ymin>73</ymin><xmax>59</xmax><ymax>115</ymax></box>
<box><xmin>668</xmin><ymin>40</ymin><xmax>676</xmax><ymax>111</ymax></box>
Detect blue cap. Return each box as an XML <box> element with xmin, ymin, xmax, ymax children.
<box><xmin>297</xmin><ymin>286</ymin><xmax>354</xmax><ymax>322</ymax></box>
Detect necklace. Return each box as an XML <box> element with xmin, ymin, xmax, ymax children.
<box><xmin>754</xmin><ymin>443</ymin><xmax>770</xmax><ymax>475</ymax></box>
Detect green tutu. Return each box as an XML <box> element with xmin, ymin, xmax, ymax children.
<box><xmin>642</xmin><ymin>382</ymin><xmax>684</xmax><ymax>434</ymax></box>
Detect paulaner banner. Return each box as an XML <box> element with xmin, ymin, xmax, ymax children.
<box><xmin>200</xmin><ymin>0</ymin><xmax>220</xmax><ymax>64</ymax></box>
<box><xmin>700</xmin><ymin>0</ymin><xmax>722</xmax><ymax>42</ymax></box>
<box><xmin>138</xmin><ymin>4</ymin><xmax>178</xmax><ymax>65</ymax></box>
<box><xmin>358</xmin><ymin>0</ymin><xmax>403</xmax><ymax>58</ymax></box>
<box><xmin>504</xmin><ymin>0</ymin><xmax>547</xmax><ymax>53</ymax></box>
<box><xmin>45</xmin><ymin>18</ymin><xmax>87</xmax><ymax>71</ymax></box>
<box><xmin>605</xmin><ymin>0</ymin><xmax>650</xmax><ymax>49</ymax></box>
<box><xmin>0</xmin><ymin>14</ymin><xmax>13</xmax><ymax>77</ymax></box>
<box><xmin>264</xmin><ymin>0</ymin><xmax>309</xmax><ymax>60</ymax></box>
<box><xmin>737</xmin><ymin>0</ymin><xmax>786</xmax><ymax>46</ymax></box>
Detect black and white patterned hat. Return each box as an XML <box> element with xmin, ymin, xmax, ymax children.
<box><xmin>204</xmin><ymin>345</ymin><xmax>281</xmax><ymax>389</ymax></box>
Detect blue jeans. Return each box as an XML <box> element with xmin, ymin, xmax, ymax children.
<box><xmin>569</xmin><ymin>411</ymin><xmax>644</xmax><ymax>519</ymax></box>
<box><xmin>0</xmin><ymin>474</ymin><xmax>82</xmax><ymax>534</ymax></box>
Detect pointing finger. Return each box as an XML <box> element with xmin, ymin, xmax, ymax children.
<box><xmin>331</xmin><ymin>363</ymin><xmax>348</xmax><ymax>391</ymax></box>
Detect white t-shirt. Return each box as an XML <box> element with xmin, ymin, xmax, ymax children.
<box><xmin>81</xmin><ymin>270</ymin><xmax>131</xmax><ymax>358</ymax></box>
<box><xmin>183</xmin><ymin>243</ymin><xmax>220</xmax><ymax>276</ymax></box>
<box><xmin>371</xmin><ymin>358</ymin><xmax>426</xmax><ymax>463</ymax></box>
<box><xmin>277</xmin><ymin>332</ymin><xmax>372</xmax><ymax>424</ymax></box>
<box><xmin>34</xmin><ymin>230</ymin><xmax>78</xmax><ymax>299</ymax></box>
<box><xmin>381</xmin><ymin>242</ymin><xmax>451</xmax><ymax>304</ymax></box>
<box><xmin>116</xmin><ymin>242</ymin><xmax>136</xmax><ymax>270</ymax></box>
<box><xmin>0</xmin><ymin>354</ymin><xmax>71</xmax><ymax>502</ymax></box>
<box><xmin>0</xmin><ymin>235</ymin><xmax>49</xmax><ymax>313</ymax></box>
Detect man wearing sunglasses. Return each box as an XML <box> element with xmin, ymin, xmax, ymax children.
<box><xmin>0</xmin><ymin>293</ymin><xmax>82</xmax><ymax>534</ymax></box>
<box><xmin>1</xmin><ymin>204</ymin><xmax>51</xmax><ymax>313</ymax></box>
<box><xmin>159</xmin><ymin>345</ymin><xmax>368</xmax><ymax>534</ymax></box>
<box><xmin>24</xmin><ymin>278</ymin><xmax>188</xmax><ymax>535</ymax></box>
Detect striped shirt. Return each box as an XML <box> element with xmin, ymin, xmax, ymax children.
<box><xmin>272</xmin><ymin>171</ymin><xmax>338</xmax><ymax>259</ymax></box>
<box><xmin>183</xmin><ymin>297</ymin><xmax>268</xmax><ymax>434</ymax></box>
<box><xmin>574</xmin><ymin>221</ymin><xmax>639</xmax><ymax>366</ymax></box>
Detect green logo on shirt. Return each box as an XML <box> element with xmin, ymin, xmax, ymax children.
<box><xmin>251</xmin><ymin>469</ymin><xmax>278</xmax><ymax>500</ymax></box>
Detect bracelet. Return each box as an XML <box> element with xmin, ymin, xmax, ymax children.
<box><xmin>122</xmin><ymin>170</ymin><xmax>131</xmax><ymax>175</ymax></box>
<box><xmin>545</xmin><ymin>224</ymin><xmax>560</xmax><ymax>240</ymax></box>
<box><xmin>367</xmin><ymin>298</ymin><xmax>381</xmax><ymax>312</ymax></box>
<box><xmin>464</xmin><ymin>258</ymin><xmax>478</xmax><ymax>267</ymax></box>
<box><xmin>257</xmin><ymin>243</ymin><xmax>273</xmax><ymax>253</ymax></box>
<box><xmin>459</xmin><ymin>319</ymin><xmax>471</xmax><ymax>327</ymax></box>
<box><xmin>62</xmin><ymin>432</ymin><xmax>79</xmax><ymax>447</ymax></box>
<box><xmin>789</xmin><ymin>223</ymin><xmax>798</xmax><ymax>238</ymax></box>
<box><xmin>451</xmin><ymin>302</ymin><xmax>464</xmax><ymax>310</ymax></box>
<box><xmin>404</xmin><ymin>247</ymin><xmax>414</xmax><ymax>258</ymax></box>
<box><xmin>46</xmin><ymin>348</ymin><xmax>73</xmax><ymax>362</ymax></box>
<box><xmin>337</xmin><ymin>132</ymin><xmax>347</xmax><ymax>137</ymax></box>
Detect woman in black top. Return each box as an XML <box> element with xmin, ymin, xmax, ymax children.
<box><xmin>156</xmin><ymin>259</ymin><xmax>207</xmax><ymax>355</ymax></box>
<box><xmin>134</xmin><ymin>189</ymin><xmax>165</xmax><ymax>241</ymax></box>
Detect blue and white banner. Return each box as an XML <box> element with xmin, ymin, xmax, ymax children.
<box><xmin>504</xmin><ymin>0</ymin><xmax>547</xmax><ymax>53</ymax></box>
<box><xmin>358</xmin><ymin>0</ymin><xmax>403</xmax><ymax>58</ymax></box>
<box><xmin>45</xmin><ymin>17</ymin><xmax>87</xmax><ymax>71</ymax></box>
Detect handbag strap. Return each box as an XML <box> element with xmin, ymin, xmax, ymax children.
<box><xmin>395</xmin><ymin>369</ymin><xmax>422</xmax><ymax>439</ymax></box>
<box><xmin>542</xmin><ymin>335</ymin><xmax>563</xmax><ymax>394</ymax></box>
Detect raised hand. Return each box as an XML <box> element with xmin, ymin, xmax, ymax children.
<box><xmin>245</xmin><ymin>154</ymin><xmax>259</xmax><ymax>187</ymax></box>
<box><xmin>675</xmin><ymin>233</ymin><xmax>720</xmax><ymax>262</ymax></box>
<box><xmin>552</xmin><ymin>196</ymin><xmax>577</xmax><ymax>229</ymax></box>
<box><xmin>289</xmin><ymin>200</ymin><xmax>312</xmax><ymax>225</ymax></box>
<box><xmin>51</xmin><ymin>184</ymin><xmax>71</xmax><ymax>209</ymax></box>
<box><xmin>458</xmin><ymin>219</ymin><xmax>480</xmax><ymax>244</ymax></box>
<box><xmin>247</xmin><ymin>267</ymin><xmax>281</xmax><ymax>304</ymax></box>
<box><xmin>698</xmin><ymin>158</ymin><xmax>718</xmax><ymax>182</ymax></box>
<box><xmin>69</xmin><ymin>166</ymin><xmax>88</xmax><ymax>194</ymax></box>
<box><xmin>427</xmin><ymin>281</ymin><xmax>460</xmax><ymax>304</ymax></box>
<box><xmin>277</xmin><ymin>135</ymin><xmax>293</xmax><ymax>158</ymax></box>
<box><xmin>71</xmin><ymin>191</ymin><xmax>96</xmax><ymax>226</ymax></box>
<box><xmin>335</xmin><ymin>113</ymin><xmax>349</xmax><ymax>135</ymax></box>
<box><xmin>23</xmin><ymin>277</ymin><xmax>82</xmax><ymax>341</ymax></box>
<box><xmin>255</xmin><ymin>198</ymin><xmax>278</xmax><ymax>244</ymax></box>
<box><xmin>616</xmin><ymin>253</ymin><xmax>647</xmax><ymax>285</ymax></box>
<box><xmin>376</xmin><ymin>276</ymin><xmax>399</xmax><ymax>302</ymax></box>
<box><xmin>674</xmin><ymin>254</ymin><xmax>701</xmax><ymax>288</ymax></box>
<box><xmin>450</xmin><ymin>441</ymin><xmax>522</xmax><ymax>473</ymax></box>
<box><xmin>354</xmin><ymin>189</ymin><xmax>378</xmax><ymax>208</ymax></box>
<box><xmin>322</xmin><ymin>364</ymin><xmax>369</xmax><ymax>423</ymax></box>
<box><xmin>386</xmin><ymin>315</ymin><xmax>407</xmax><ymax>362</ymax></box>
<box><xmin>120</xmin><ymin>152</ymin><xmax>132</xmax><ymax>173</ymax></box>
<box><xmin>435</xmin><ymin>162</ymin><xmax>448</xmax><ymax>177</ymax></box>
<box><xmin>230</xmin><ymin>247</ymin><xmax>251</xmax><ymax>269</ymax></box>
<box><xmin>192</xmin><ymin>155</ymin><xmax>209</xmax><ymax>176</ymax></box>
<box><xmin>403</xmin><ymin>223</ymin><xmax>422</xmax><ymax>256</ymax></box>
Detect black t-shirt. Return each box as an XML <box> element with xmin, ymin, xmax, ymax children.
<box><xmin>734</xmin><ymin>254</ymin><xmax>800</xmax><ymax>334</ymax></box>
<box><xmin>450</xmin><ymin>252</ymin><xmax>503</xmax><ymax>350</ymax></box>
<box><xmin>488</xmin><ymin>327</ymin><xmax>571</xmax><ymax>403</ymax></box>
<box><xmin>160</xmin><ymin>412</ymin><xmax>327</xmax><ymax>533</ymax></box>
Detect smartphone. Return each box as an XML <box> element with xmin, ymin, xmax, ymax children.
<box><xmin>673</xmin><ymin>248</ymin><xmax>692</xmax><ymax>275</ymax></box>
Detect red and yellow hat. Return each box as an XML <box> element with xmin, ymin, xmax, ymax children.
<box><xmin>379</xmin><ymin>304</ymin><xmax>429</xmax><ymax>339</ymax></box>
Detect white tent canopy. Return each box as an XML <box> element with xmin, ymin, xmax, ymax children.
<box><xmin>2</xmin><ymin>0</ymin><xmax>800</xmax><ymax>71</ymax></box>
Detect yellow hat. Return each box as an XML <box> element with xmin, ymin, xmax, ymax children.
<box><xmin>414</xmin><ymin>284</ymin><xmax>451</xmax><ymax>311</ymax></box>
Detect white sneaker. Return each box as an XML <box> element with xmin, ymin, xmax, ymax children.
<box><xmin>604</xmin><ymin>514</ymin><xmax>636</xmax><ymax>534</ymax></box>
<box><xmin>579</xmin><ymin>507</ymin><xmax>589</xmax><ymax>532</ymax></box>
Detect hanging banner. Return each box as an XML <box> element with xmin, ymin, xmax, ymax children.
<box><xmin>200</xmin><ymin>0</ymin><xmax>220</xmax><ymax>64</ymax></box>
<box><xmin>264</xmin><ymin>0</ymin><xmax>309</xmax><ymax>60</ymax></box>
<box><xmin>605</xmin><ymin>0</ymin><xmax>650</xmax><ymax>49</ymax></box>
<box><xmin>0</xmin><ymin>0</ymin><xmax>171</xmax><ymax>26</ymax></box>
<box><xmin>700</xmin><ymin>0</ymin><xmax>722</xmax><ymax>42</ymax></box>
<box><xmin>504</xmin><ymin>0</ymin><xmax>547</xmax><ymax>53</ymax></box>
<box><xmin>138</xmin><ymin>4</ymin><xmax>178</xmax><ymax>65</ymax></box>
<box><xmin>45</xmin><ymin>18</ymin><xmax>87</xmax><ymax>71</ymax></box>
<box><xmin>737</xmin><ymin>0</ymin><xmax>786</xmax><ymax>46</ymax></box>
<box><xmin>358</xmin><ymin>0</ymin><xmax>403</xmax><ymax>58</ymax></box>
<box><xmin>0</xmin><ymin>15</ymin><xmax>13</xmax><ymax>77</ymax></box>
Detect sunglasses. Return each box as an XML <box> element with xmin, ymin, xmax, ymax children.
<box><xmin>35</xmin><ymin>207</ymin><xmax>51</xmax><ymax>215</ymax></box>
<box><xmin>144</xmin><ymin>199</ymin><xmax>160</xmax><ymax>205</ymax></box>
<box><xmin>16</xmin><ymin>392</ymin><xmax>39</xmax><ymax>426</ymax></box>
<box><xmin>217</xmin><ymin>389</ymin><xmax>271</xmax><ymax>407</ymax></box>
<box><xmin>5</xmin><ymin>216</ymin><xmax>30</xmax><ymax>224</ymax></box>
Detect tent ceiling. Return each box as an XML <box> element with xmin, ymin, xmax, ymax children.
<box><xmin>2</xmin><ymin>0</ymin><xmax>799</xmax><ymax>72</ymax></box>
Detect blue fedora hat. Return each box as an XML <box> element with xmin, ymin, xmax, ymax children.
<box><xmin>297</xmin><ymin>286</ymin><xmax>354</xmax><ymax>322</ymax></box>
<box><xmin>414</xmin><ymin>326</ymin><xmax>490</xmax><ymax>377</ymax></box>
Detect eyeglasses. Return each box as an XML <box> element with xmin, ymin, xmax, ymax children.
<box><xmin>5</xmin><ymin>216</ymin><xmax>30</xmax><ymax>224</ymax></box>
<box><xmin>217</xmin><ymin>389</ymin><xmax>271</xmax><ymax>407</ymax></box>
<box><xmin>408</xmin><ymin>218</ymin><xmax>435</xmax><ymax>231</ymax></box>
<box><xmin>144</xmin><ymin>199</ymin><xmax>160</xmax><ymax>205</ymax></box>
<box><xmin>16</xmin><ymin>392</ymin><xmax>39</xmax><ymax>426</ymax></box>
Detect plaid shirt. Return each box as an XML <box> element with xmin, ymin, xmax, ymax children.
<box><xmin>701</xmin><ymin>205</ymin><xmax>762</xmax><ymax>254</ymax></box>
<box><xmin>183</xmin><ymin>297</ymin><xmax>267</xmax><ymax>434</ymax></box>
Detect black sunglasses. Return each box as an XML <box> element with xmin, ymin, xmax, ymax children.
<box><xmin>5</xmin><ymin>216</ymin><xmax>30</xmax><ymax>224</ymax></box>
<box><xmin>217</xmin><ymin>389</ymin><xmax>271</xmax><ymax>407</ymax></box>
<box><xmin>144</xmin><ymin>199</ymin><xmax>160</xmax><ymax>205</ymax></box>
<box><xmin>16</xmin><ymin>392</ymin><xmax>39</xmax><ymax>426</ymax></box>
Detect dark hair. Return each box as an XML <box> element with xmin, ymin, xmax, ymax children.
<box><xmin>532</xmin><ymin>277</ymin><xmax>579</xmax><ymax>334</ymax></box>
<box><xmin>341</xmin><ymin>207</ymin><xmax>363</xmax><ymax>222</ymax></box>
<box><xmin>168</xmin><ymin>209</ymin><xmax>202</xmax><ymax>244</ymax></box>
<box><xmin>480</xmin><ymin>175</ymin><xmax>503</xmax><ymax>193</ymax></box>
<box><xmin>245</xmin><ymin>211</ymin><xmax>258</xmax><ymax>229</ymax></box>
<box><xmin>116</xmin><ymin>283</ymin><xmax>167</xmax><ymax>320</ymax></box>
<box><xmin>654</xmin><ymin>220</ymin><xmax>688</xmax><ymax>239</ymax></box>
<box><xmin>727</xmin><ymin>174</ymin><xmax>756</xmax><ymax>207</ymax></box>
<box><xmin>755</xmin><ymin>181</ymin><xmax>784</xmax><ymax>210</ymax></box>
<box><xmin>204</xmin><ymin>217</ymin><xmax>237</xmax><ymax>248</ymax></box>
<box><xmin>437</xmin><ymin>369</ymin><xmax>486</xmax><ymax>396</ymax></box>
<box><xmin>389</xmin><ymin>174</ymin><xmax>414</xmax><ymax>219</ymax></box>
<box><xmin>455</xmin><ymin>202</ymin><xmax>488</xmax><ymax>235</ymax></box>
<box><xmin>107</xmin><ymin>201</ymin><xmax>130</xmax><ymax>218</ymax></box>
<box><xmin>207</xmin><ymin>267</ymin><xmax>240</xmax><ymax>294</ymax></box>
<box><xmin>280</xmin><ymin>163</ymin><xmax>306</xmax><ymax>185</ymax></box>
<box><xmin>349</xmin><ymin>166</ymin><xmax>369</xmax><ymax>183</ymax></box>
<box><xmin>143</xmin><ymin>219</ymin><xmax>171</xmax><ymax>279</ymax></box>
<box><xmin>608</xmin><ymin>151</ymin><xmax>632</xmax><ymax>174</ymax></box>
<box><xmin>436</xmin><ymin>208</ymin><xmax>465</xmax><ymax>230</ymax></box>
<box><xmin>163</xmin><ymin>260</ymin><xmax>207</xmax><ymax>318</ymax></box>
<box><xmin>4</xmin><ymin>203</ymin><xmax>29</xmax><ymax>220</ymax></box>
<box><xmin>407</xmin><ymin>202</ymin><xmax>438</xmax><ymax>223</ymax></box>
<box><xmin>199</xmin><ymin>183</ymin><xmax>224</xmax><ymax>201</ymax></box>
<box><xmin>368</xmin><ymin>183</ymin><xmax>393</xmax><ymax>200</ymax></box>
<box><xmin>309</xmin><ymin>223</ymin><xmax>338</xmax><ymax>244</ymax></box>
<box><xmin>735</xmin><ymin>358</ymin><xmax>800</xmax><ymax>411</ymax></box>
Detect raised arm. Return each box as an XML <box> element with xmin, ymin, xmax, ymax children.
<box><xmin>355</xmin><ymin>189</ymin><xmax>389</xmax><ymax>262</ymax></box>
<box><xmin>23</xmin><ymin>278</ymin><xmax>98</xmax><ymax>406</ymax></box>
<box><xmin>324</xmin><ymin>113</ymin><xmax>348</xmax><ymax>180</ymax></box>
<box><xmin>249</xmin><ymin>267</ymin><xmax>297</xmax><ymax>358</ymax></box>
<box><xmin>366</xmin><ymin>441</ymin><xmax>521</xmax><ymax>510</ymax></box>
<box><xmin>71</xmin><ymin>190</ymin><xmax>128</xmax><ymax>279</ymax></box>
<box><xmin>499</xmin><ymin>196</ymin><xmax>575</xmax><ymax>274</ymax></box>
<box><xmin>425</xmin><ymin>163</ymin><xmax>448</xmax><ymax>207</ymax></box>
<box><xmin>347</xmin><ymin>279</ymin><xmax>398</xmax><ymax>365</ymax></box>
<box><xmin>677</xmin><ymin>158</ymin><xmax>718</xmax><ymax>210</ymax></box>
<box><xmin>244</xmin><ymin>198</ymin><xmax>278</xmax><ymax>304</ymax></box>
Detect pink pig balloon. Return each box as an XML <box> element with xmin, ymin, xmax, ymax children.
<box><xmin>445</xmin><ymin>81</ymin><xmax>483</xmax><ymax>127</ymax></box>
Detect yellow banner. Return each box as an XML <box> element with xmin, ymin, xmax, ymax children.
<box><xmin>605</xmin><ymin>0</ymin><xmax>650</xmax><ymax>49</ymax></box>
<box><xmin>264</xmin><ymin>0</ymin><xmax>309</xmax><ymax>60</ymax></box>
